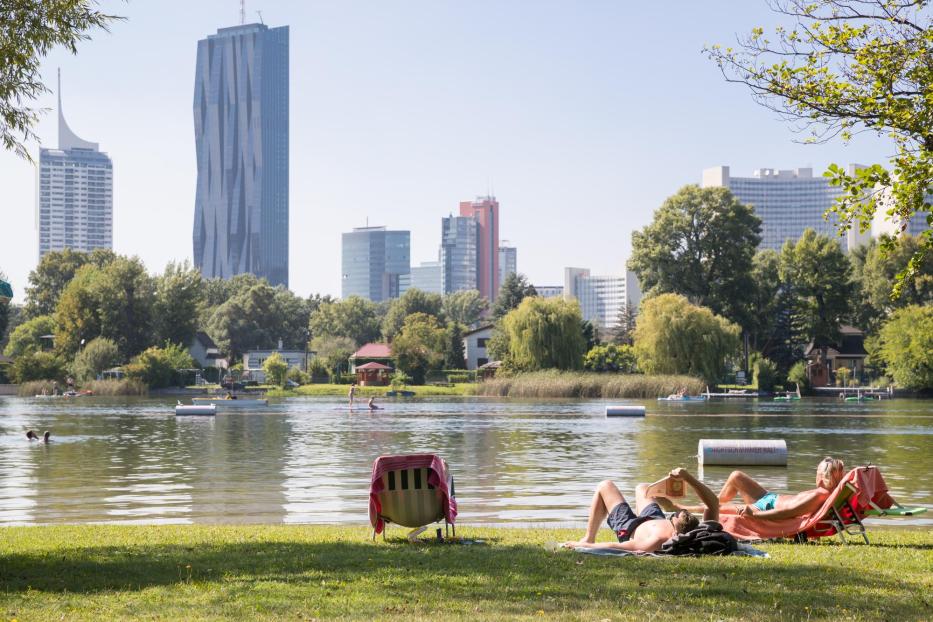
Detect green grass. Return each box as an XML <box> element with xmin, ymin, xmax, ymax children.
<box><xmin>475</xmin><ymin>370</ymin><xmax>706</xmax><ymax>398</ymax></box>
<box><xmin>265</xmin><ymin>383</ymin><xmax>475</xmax><ymax>398</ymax></box>
<box><xmin>1</xmin><ymin>525</ymin><xmax>929</xmax><ymax>621</ymax></box>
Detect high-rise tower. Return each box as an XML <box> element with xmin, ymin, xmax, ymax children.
<box><xmin>193</xmin><ymin>23</ymin><xmax>289</xmax><ymax>286</ymax></box>
<box><xmin>459</xmin><ymin>196</ymin><xmax>499</xmax><ymax>300</ymax></box>
<box><xmin>37</xmin><ymin>71</ymin><xmax>113</xmax><ymax>259</ymax></box>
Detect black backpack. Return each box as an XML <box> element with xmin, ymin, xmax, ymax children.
<box><xmin>658</xmin><ymin>520</ymin><xmax>738</xmax><ymax>556</ymax></box>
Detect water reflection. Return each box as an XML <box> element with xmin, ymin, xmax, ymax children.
<box><xmin>0</xmin><ymin>396</ymin><xmax>930</xmax><ymax>526</ymax></box>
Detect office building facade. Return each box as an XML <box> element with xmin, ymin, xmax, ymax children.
<box><xmin>564</xmin><ymin>268</ymin><xmax>641</xmax><ymax>333</ymax></box>
<box><xmin>702</xmin><ymin>166</ymin><xmax>847</xmax><ymax>251</ymax></box>
<box><xmin>400</xmin><ymin>261</ymin><xmax>444</xmax><ymax>295</ymax></box>
<box><xmin>535</xmin><ymin>285</ymin><xmax>564</xmax><ymax>299</ymax></box>
<box><xmin>498</xmin><ymin>242</ymin><xmax>517</xmax><ymax>288</ymax></box>
<box><xmin>440</xmin><ymin>215</ymin><xmax>478</xmax><ymax>293</ymax></box>
<box><xmin>38</xmin><ymin>73</ymin><xmax>113</xmax><ymax>259</ymax></box>
<box><xmin>459</xmin><ymin>196</ymin><xmax>499</xmax><ymax>300</ymax></box>
<box><xmin>193</xmin><ymin>23</ymin><xmax>289</xmax><ymax>286</ymax></box>
<box><xmin>341</xmin><ymin>226</ymin><xmax>410</xmax><ymax>301</ymax></box>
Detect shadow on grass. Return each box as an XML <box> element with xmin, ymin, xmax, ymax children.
<box><xmin>0</xmin><ymin>539</ymin><xmax>929</xmax><ymax>619</ymax></box>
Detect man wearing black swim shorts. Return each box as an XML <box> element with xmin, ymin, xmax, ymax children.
<box><xmin>564</xmin><ymin>468</ymin><xmax>719</xmax><ymax>553</ymax></box>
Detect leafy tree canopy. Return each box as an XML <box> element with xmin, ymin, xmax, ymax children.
<box><xmin>492</xmin><ymin>297</ymin><xmax>586</xmax><ymax>372</ymax></box>
<box><xmin>442</xmin><ymin>290</ymin><xmax>488</xmax><ymax>327</ymax></box>
<box><xmin>868</xmin><ymin>304</ymin><xmax>933</xmax><ymax>390</ymax></box>
<box><xmin>382</xmin><ymin>289</ymin><xmax>443</xmax><ymax>341</ymax></box>
<box><xmin>71</xmin><ymin>336</ymin><xmax>120</xmax><ymax>382</ymax></box>
<box><xmin>262</xmin><ymin>352</ymin><xmax>289</xmax><ymax>388</ymax></box>
<box><xmin>851</xmin><ymin>235</ymin><xmax>933</xmax><ymax>330</ymax></box>
<box><xmin>309</xmin><ymin>335</ymin><xmax>357</xmax><ymax>376</ymax></box>
<box><xmin>492</xmin><ymin>273</ymin><xmax>537</xmax><ymax>320</ymax></box>
<box><xmin>308</xmin><ymin>296</ymin><xmax>381</xmax><ymax>346</ymax></box>
<box><xmin>628</xmin><ymin>185</ymin><xmax>762</xmax><ymax>329</ymax></box>
<box><xmin>124</xmin><ymin>343</ymin><xmax>195</xmax><ymax>389</ymax></box>
<box><xmin>153</xmin><ymin>261</ymin><xmax>205</xmax><ymax>347</ymax></box>
<box><xmin>583</xmin><ymin>343</ymin><xmax>637</xmax><ymax>373</ymax></box>
<box><xmin>24</xmin><ymin>248</ymin><xmax>115</xmax><ymax>319</ymax></box>
<box><xmin>706</xmin><ymin>0</ymin><xmax>932</xmax><ymax>296</ymax></box>
<box><xmin>633</xmin><ymin>293</ymin><xmax>741</xmax><ymax>384</ymax></box>
<box><xmin>3</xmin><ymin>313</ymin><xmax>56</xmax><ymax>358</ymax></box>
<box><xmin>391</xmin><ymin>312</ymin><xmax>446</xmax><ymax>384</ymax></box>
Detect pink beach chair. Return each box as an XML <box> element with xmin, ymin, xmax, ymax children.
<box><xmin>368</xmin><ymin>454</ymin><xmax>457</xmax><ymax>541</ymax></box>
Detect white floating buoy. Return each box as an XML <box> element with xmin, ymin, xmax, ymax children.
<box><xmin>606</xmin><ymin>405</ymin><xmax>646</xmax><ymax>417</ymax></box>
<box><xmin>698</xmin><ymin>439</ymin><xmax>787</xmax><ymax>466</ymax></box>
<box><xmin>175</xmin><ymin>404</ymin><xmax>217</xmax><ymax>416</ymax></box>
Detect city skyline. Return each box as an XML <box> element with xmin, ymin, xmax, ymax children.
<box><xmin>0</xmin><ymin>1</ymin><xmax>897</xmax><ymax>302</ymax></box>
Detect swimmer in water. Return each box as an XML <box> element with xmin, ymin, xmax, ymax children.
<box><xmin>26</xmin><ymin>430</ymin><xmax>39</xmax><ymax>441</ymax></box>
<box><xmin>43</xmin><ymin>431</ymin><xmax>51</xmax><ymax>443</ymax></box>
<box><xmin>368</xmin><ymin>397</ymin><xmax>380</xmax><ymax>411</ymax></box>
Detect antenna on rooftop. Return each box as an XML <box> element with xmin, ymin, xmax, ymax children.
<box><xmin>240</xmin><ymin>0</ymin><xmax>246</xmax><ymax>24</ymax></box>
<box><xmin>257</xmin><ymin>10</ymin><xmax>264</xmax><ymax>24</ymax></box>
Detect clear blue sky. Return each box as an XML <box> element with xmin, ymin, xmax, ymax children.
<box><xmin>0</xmin><ymin>0</ymin><xmax>894</xmax><ymax>302</ymax></box>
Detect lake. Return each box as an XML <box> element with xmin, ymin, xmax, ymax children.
<box><xmin>1</xmin><ymin>396</ymin><xmax>930</xmax><ymax>527</ymax></box>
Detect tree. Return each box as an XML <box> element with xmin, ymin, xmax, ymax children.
<box><xmin>1</xmin><ymin>1</ymin><xmax>119</xmax><ymax>159</ymax></box>
<box><xmin>633</xmin><ymin>293</ymin><xmax>741</xmax><ymax>383</ymax></box>
<box><xmin>706</xmin><ymin>0</ymin><xmax>932</xmax><ymax>296</ymax></box>
<box><xmin>382</xmin><ymin>289</ymin><xmax>443</xmax><ymax>341</ymax></box>
<box><xmin>308</xmin><ymin>296</ymin><xmax>381</xmax><ymax>346</ymax></box>
<box><xmin>9</xmin><ymin>351</ymin><xmax>67</xmax><ymax>383</ymax></box>
<box><xmin>869</xmin><ymin>305</ymin><xmax>933</xmax><ymax>390</ymax></box>
<box><xmin>443</xmin><ymin>322</ymin><xmax>466</xmax><ymax>369</ymax></box>
<box><xmin>3</xmin><ymin>313</ymin><xmax>56</xmax><ymax>358</ymax></box>
<box><xmin>309</xmin><ymin>335</ymin><xmax>357</xmax><ymax>379</ymax></box>
<box><xmin>492</xmin><ymin>273</ymin><xmax>538</xmax><ymax>320</ymax></box>
<box><xmin>0</xmin><ymin>269</ymin><xmax>9</xmax><ymax>340</ymax></box>
<box><xmin>779</xmin><ymin>229</ymin><xmax>852</xmax><ymax>351</ymax></box>
<box><xmin>153</xmin><ymin>261</ymin><xmax>205</xmax><ymax>347</ymax></box>
<box><xmin>442</xmin><ymin>290</ymin><xmax>488</xmax><ymax>327</ymax></box>
<box><xmin>492</xmin><ymin>297</ymin><xmax>586</xmax><ymax>372</ymax></box>
<box><xmin>611</xmin><ymin>304</ymin><xmax>638</xmax><ymax>346</ymax></box>
<box><xmin>581</xmin><ymin>319</ymin><xmax>599</xmax><ymax>351</ymax></box>
<box><xmin>851</xmin><ymin>235</ymin><xmax>933</xmax><ymax>331</ymax></box>
<box><xmin>584</xmin><ymin>343</ymin><xmax>637</xmax><ymax>373</ymax></box>
<box><xmin>54</xmin><ymin>256</ymin><xmax>156</xmax><ymax>358</ymax></box>
<box><xmin>23</xmin><ymin>248</ymin><xmax>115</xmax><ymax>319</ymax></box>
<box><xmin>71</xmin><ymin>336</ymin><xmax>120</xmax><ymax>382</ymax></box>
<box><xmin>124</xmin><ymin>343</ymin><xmax>194</xmax><ymax>389</ymax></box>
<box><xmin>262</xmin><ymin>352</ymin><xmax>289</xmax><ymax>388</ymax></box>
<box><xmin>391</xmin><ymin>313</ymin><xmax>446</xmax><ymax>384</ymax></box>
<box><xmin>628</xmin><ymin>185</ymin><xmax>762</xmax><ymax>329</ymax></box>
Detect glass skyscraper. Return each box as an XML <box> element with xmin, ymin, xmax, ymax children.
<box><xmin>38</xmin><ymin>72</ymin><xmax>113</xmax><ymax>259</ymax></box>
<box><xmin>702</xmin><ymin>166</ymin><xmax>846</xmax><ymax>251</ymax></box>
<box><xmin>498</xmin><ymin>242</ymin><xmax>517</xmax><ymax>288</ymax></box>
<box><xmin>341</xmin><ymin>226</ymin><xmax>411</xmax><ymax>301</ymax></box>
<box><xmin>440</xmin><ymin>216</ymin><xmax>479</xmax><ymax>294</ymax></box>
<box><xmin>193</xmin><ymin>23</ymin><xmax>289</xmax><ymax>286</ymax></box>
<box><xmin>564</xmin><ymin>268</ymin><xmax>641</xmax><ymax>333</ymax></box>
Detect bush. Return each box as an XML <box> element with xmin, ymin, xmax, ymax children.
<box><xmin>72</xmin><ymin>337</ymin><xmax>122</xmax><ymax>381</ymax></box>
<box><xmin>9</xmin><ymin>351</ymin><xmax>67</xmax><ymax>383</ymax></box>
<box><xmin>307</xmin><ymin>357</ymin><xmax>330</xmax><ymax>382</ymax></box>
<box><xmin>390</xmin><ymin>371</ymin><xmax>411</xmax><ymax>391</ymax></box>
<box><xmin>835</xmin><ymin>367</ymin><xmax>852</xmax><ymax>388</ymax></box>
<box><xmin>787</xmin><ymin>360</ymin><xmax>809</xmax><ymax>392</ymax></box>
<box><xmin>262</xmin><ymin>352</ymin><xmax>288</xmax><ymax>387</ymax></box>
<box><xmin>583</xmin><ymin>344</ymin><xmax>637</xmax><ymax>373</ymax></box>
<box><xmin>286</xmin><ymin>366</ymin><xmax>310</xmax><ymax>386</ymax></box>
<box><xmin>869</xmin><ymin>305</ymin><xmax>933</xmax><ymax>390</ymax></box>
<box><xmin>125</xmin><ymin>343</ymin><xmax>195</xmax><ymax>389</ymax></box>
<box><xmin>446</xmin><ymin>372</ymin><xmax>472</xmax><ymax>384</ymax></box>
<box><xmin>750</xmin><ymin>353</ymin><xmax>779</xmax><ymax>392</ymax></box>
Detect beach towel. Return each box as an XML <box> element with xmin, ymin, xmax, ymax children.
<box><xmin>721</xmin><ymin>466</ymin><xmax>894</xmax><ymax>541</ymax></box>
<box><xmin>368</xmin><ymin>454</ymin><xmax>457</xmax><ymax>535</ymax></box>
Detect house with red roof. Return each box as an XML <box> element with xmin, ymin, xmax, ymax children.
<box><xmin>349</xmin><ymin>343</ymin><xmax>394</xmax><ymax>386</ymax></box>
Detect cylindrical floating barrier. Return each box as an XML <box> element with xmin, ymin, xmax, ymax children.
<box><xmin>175</xmin><ymin>404</ymin><xmax>216</xmax><ymax>416</ymax></box>
<box><xmin>606</xmin><ymin>405</ymin><xmax>646</xmax><ymax>417</ymax></box>
<box><xmin>698</xmin><ymin>439</ymin><xmax>787</xmax><ymax>466</ymax></box>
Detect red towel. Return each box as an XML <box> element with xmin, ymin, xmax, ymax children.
<box><xmin>721</xmin><ymin>466</ymin><xmax>895</xmax><ymax>540</ymax></box>
<box><xmin>369</xmin><ymin>454</ymin><xmax>458</xmax><ymax>534</ymax></box>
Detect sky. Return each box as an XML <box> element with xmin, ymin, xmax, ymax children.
<box><xmin>0</xmin><ymin>0</ymin><xmax>896</xmax><ymax>303</ymax></box>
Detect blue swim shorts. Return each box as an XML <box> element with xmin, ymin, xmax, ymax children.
<box><xmin>753</xmin><ymin>492</ymin><xmax>779</xmax><ymax>511</ymax></box>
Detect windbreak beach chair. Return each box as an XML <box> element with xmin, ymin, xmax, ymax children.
<box><xmin>369</xmin><ymin>454</ymin><xmax>457</xmax><ymax>541</ymax></box>
<box><xmin>721</xmin><ymin>466</ymin><xmax>918</xmax><ymax>545</ymax></box>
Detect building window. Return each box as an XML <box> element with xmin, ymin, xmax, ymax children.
<box><xmin>477</xmin><ymin>337</ymin><xmax>489</xmax><ymax>348</ymax></box>
<box><xmin>477</xmin><ymin>357</ymin><xmax>488</xmax><ymax>367</ymax></box>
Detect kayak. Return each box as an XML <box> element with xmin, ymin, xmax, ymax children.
<box><xmin>773</xmin><ymin>396</ymin><xmax>801</xmax><ymax>401</ymax></box>
<box><xmin>657</xmin><ymin>396</ymin><xmax>707</xmax><ymax>402</ymax></box>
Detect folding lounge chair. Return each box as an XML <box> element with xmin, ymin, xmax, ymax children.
<box><xmin>798</xmin><ymin>481</ymin><xmax>868</xmax><ymax>544</ymax></box>
<box><xmin>369</xmin><ymin>454</ymin><xmax>457</xmax><ymax>541</ymax></box>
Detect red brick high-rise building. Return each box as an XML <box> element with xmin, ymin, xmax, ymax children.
<box><xmin>459</xmin><ymin>196</ymin><xmax>499</xmax><ymax>301</ymax></box>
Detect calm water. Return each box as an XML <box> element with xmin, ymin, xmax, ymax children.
<box><xmin>1</xmin><ymin>396</ymin><xmax>931</xmax><ymax>527</ymax></box>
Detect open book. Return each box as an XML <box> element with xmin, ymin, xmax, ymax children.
<box><xmin>644</xmin><ymin>476</ymin><xmax>686</xmax><ymax>498</ymax></box>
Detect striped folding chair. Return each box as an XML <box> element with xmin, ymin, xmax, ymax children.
<box><xmin>370</xmin><ymin>455</ymin><xmax>457</xmax><ymax>541</ymax></box>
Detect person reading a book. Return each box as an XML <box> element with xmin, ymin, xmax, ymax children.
<box><xmin>656</xmin><ymin>457</ymin><xmax>845</xmax><ymax>521</ymax></box>
<box><xmin>563</xmin><ymin>468</ymin><xmax>719</xmax><ymax>553</ymax></box>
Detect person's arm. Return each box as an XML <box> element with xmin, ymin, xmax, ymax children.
<box><xmin>562</xmin><ymin>539</ymin><xmax>651</xmax><ymax>552</ymax></box>
<box><xmin>670</xmin><ymin>468</ymin><xmax>719</xmax><ymax>521</ymax></box>
<box><xmin>741</xmin><ymin>490</ymin><xmax>824</xmax><ymax>520</ymax></box>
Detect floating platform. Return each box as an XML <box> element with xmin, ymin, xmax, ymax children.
<box><xmin>606</xmin><ymin>405</ymin><xmax>646</xmax><ymax>417</ymax></box>
<box><xmin>175</xmin><ymin>404</ymin><xmax>216</xmax><ymax>416</ymax></box>
<box><xmin>698</xmin><ymin>439</ymin><xmax>787</xmax><ymax>466</ymax></box>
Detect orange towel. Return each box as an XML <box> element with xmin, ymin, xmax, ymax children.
<box><xmin>721</xmin><ymin>466</ymin><xmax>894</xmax><ymax>541</ymax></box>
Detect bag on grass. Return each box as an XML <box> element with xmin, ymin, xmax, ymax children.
<box><xmin>658</xmin><ymin>520</ymin><xmax>738</xmax><ymax>556</ymax></box>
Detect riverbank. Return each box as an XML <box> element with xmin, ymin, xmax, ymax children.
<box><xmin>266</xmin><ymin>383</ymin><xmax>474</xmax><ymax>397</ymax></box>
<box><xmin>474</xmin><ymin>370</ymin><xmax>705</xmax><ymax>398</ymax></box>
<box><xmin>0</xmin><ymin>525</ymin><xmax>928</xmax><ymax>621</ymax></box>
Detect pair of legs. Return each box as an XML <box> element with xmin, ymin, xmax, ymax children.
<box><xmin>580</xmin><ymin>480</ymin><xmax>652</xmax><ymax>543</ymax></box>
<box><xmin>663</xmin><ymin>470</ymin><xmax>768</xmax><ymax>514</ymax></box>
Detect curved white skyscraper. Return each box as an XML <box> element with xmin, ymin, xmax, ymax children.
<box><xmin>193</xmin><ymin>23</ymin><xmax>289</xmax><ymax>286</ymax></box>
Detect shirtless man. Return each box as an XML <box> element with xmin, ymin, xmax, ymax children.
<box><xmin>348</xmin><ymin>383</ymin><xmax>357</xmax><ymax>407</ymax></box>
<box><xmin>667</xmin><ymin>457</ymin><xmax>845</xmax><ymax>521</ymax></box>
<box><xmin>563</xmin><ymin>468</ymin><xmax>719</xmax><ymax>553</ymax></box>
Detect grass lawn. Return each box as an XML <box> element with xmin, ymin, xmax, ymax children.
<box><xmin>265</xmin><ymin>383</ymin><xmax>475</xmax><ymax>398</ymax></box>
<box><xmin>1</xmin><ymin>525</ymin><xmax>930</xmax><ymax>621</ymax></box>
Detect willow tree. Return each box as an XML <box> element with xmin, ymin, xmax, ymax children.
<box><xmin>491</xmin><ymin>297</ymin><xmax>586</xmax><ymax>372</ymax></box>
<box><xmin>633</xmin><ymin>293</ymin><xmax>741</xmax><ymax>384</ymax></box>
<box><xmin>707</xmin><ymin>0</ymin><xmax>932</xmax><ymax>297</ymax></box>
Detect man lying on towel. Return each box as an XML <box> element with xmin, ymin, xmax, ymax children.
<box><xmin>661</xmin><ymin>457</ymin><xmax>845</xmax><ymax>521</ymax></box>
<box><xmin>563</xmin><ymin>468</ymin><xmax>719</xmax><ymax>553</ymax></box>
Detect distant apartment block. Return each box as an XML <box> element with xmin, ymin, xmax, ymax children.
<box><xmin>193</xmin><ymin>23</ymin><xmax>289</xmax><ymax>286</ymax></box>
<box><xmin>846</xmin><ymin>185</ymin><xmax>930</xmax><ymax>249</ymax></box>
<box><xmin>459</xmin><ymin>196</ymin><xmax>500</xmax><ymax>300</ymax></box>
<box><xmin>498</xmin><ymin>242</ymin><xmax>517</xmax><ymax>290</ymax></box>
<box><xmin>702</xmin><ymin>165</ymin><xmax>849</xmax><ymax>251</ymax></box>
<box><xmin>564</xmin><ymin>268</ymin><xmax>642</xmax><ymax>333</ymax></box>
<box><xmin>535</xmin><ymin>285</ymin><xmax>564</xmax><ymax>299</ymax></box>
<box><xmin>341</xmin><ymin>226</ymin><xmax>410</xmax><ymax>301</ymax></box>
<box><xmin>38</xmin><ymin>73</ymin><xmax>113</xmax><ymax>259</ymax></box>
<box><xmin>440</xmin><ymin>215</ymin><xmax>479</xmax><ymax>294</ymax></box>
<box><xmin>400</xmin><ymin>261</ymin><xmax>444</xmax><ymax>295</ymax></box>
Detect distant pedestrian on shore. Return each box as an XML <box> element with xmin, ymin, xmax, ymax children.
<box><xmin>348</xmin><ymin>383</ymin><xmax>356</xmax><ymax>407</ymax></box>
<box><xmin>26</xmin><ymin>430</ymin><xmax>38</xmax><ymax>441</ymax></box>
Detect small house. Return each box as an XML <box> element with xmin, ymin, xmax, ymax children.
<box><xmin>349</xmin><ymin>343</ymin><xmax>393</xmax><ymax>372</ymax></box>
<box><xmin>462</xmin><ymin>324</ymin><xmax>494</xmax><ymax>370</ymax></box>
<box><xmin>355</xmin><ymin>361</ymin><xmax>393</xmax><ymax>386</ymax></box>
<box><xmin>189</xmin><ymin>332</ymin><xmax>229</xmax><ymax>371</ymax></box>
<box><xmin>243</xmin><ymin>344</ymin><xmax>309</xmax><ymax>383</ymax></box>
<box><xmin>804</xmin><ymin>326</ymin><xmax>868</xmax><ymax>387</ymax></box>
